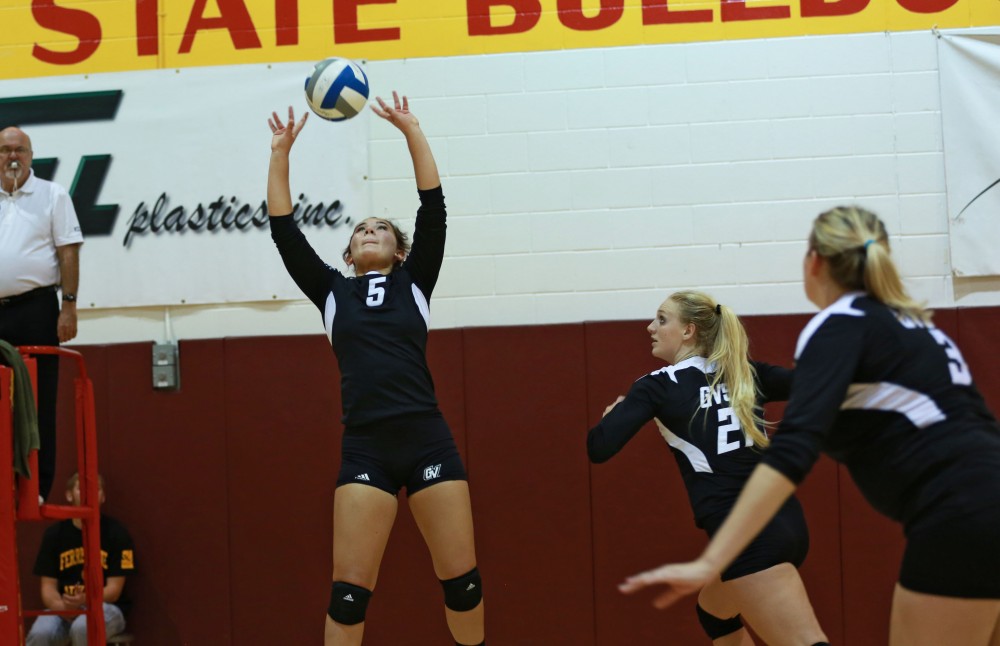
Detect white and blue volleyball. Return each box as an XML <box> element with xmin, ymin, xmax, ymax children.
<box><xmin>304</xmin><ymin>57</ymin><xmax>370</xmax><ymax>121</ymax></box>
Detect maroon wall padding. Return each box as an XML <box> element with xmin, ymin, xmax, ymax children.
<box><xmin>9</xmin><ymin>305</ymin><xmax>999</xmax><ymax>645</ymax></box>
<box><xmin>104</xmin><ymin>341</ymin><xmax>232</xmax><ymax>645</ymax></box>
<box><xmin>838</xmin><ymin>472</ymin><xmax>904</xmax><ymax>646</ymax></box>
<box><xmin>584</xmin><ymin>321</ymin><xmax>706</xmax><ymax>644</ymax></box>
<box><xmin>956</xmin><ymin>307</ymin><xmax>1000</xmax><ymax>414</ymax></box>
<box><xmin>223</xmin><ymin>335</ymin><xmax>340</xmax><ymax>646</ymax></box>
<box><xmin>463</xmin><ymin>324</ymin><xmax>597</xmax><ymax>644</ymax></box>
<box><xmin>742</xmin><ymin>314</ymin><xmax>846</xmax><ymax>643</ymax></box>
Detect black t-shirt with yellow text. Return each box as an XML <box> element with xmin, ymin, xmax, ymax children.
<box><xmin>33</xmin><ymin>516</ymin><xmax>135</xmax><ymax>614</ymax></box>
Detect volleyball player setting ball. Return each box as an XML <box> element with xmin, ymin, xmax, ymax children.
<box><xmin>266</xmin><ymin>78</ymin><xmax>487</xmax><ymax>646</ymax></box>
<box><xmin>589</xmin><ymin>291</ymin><xmax>828</xmax><ymax>645</ymax></box>
<box><xmin>621</xmin><ymin>207</ymin><xmax>1000</xmax><ymax>646</ymax></box>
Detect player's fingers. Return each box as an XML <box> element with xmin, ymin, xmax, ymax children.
<box><xmin>294</xmin><ymin>112</ymin><xmax>308</xmax><ymax>134</ymax></box>
<box><xmin>402</xmin><ymin>95</ymin><xmax>409</xmax><ymax>112</ymax></box>
<box><xmin>652</xmin><ymin>588</ymin><xmax>683</xmax><ymax>610</ymax></box>
<box><xmin>392</xmin><ymin>90</ymin><xmax>400</xmax><ymax>109</ymax></box>
<box><xmin>619</xmin><ymin>572</ymin><xmax>654</xmax><ymax>594</ymax></box>
<box><xmin>618</xmin><ymin>580</ymin><xmax>643</xmax><ymax>595</ymax></box>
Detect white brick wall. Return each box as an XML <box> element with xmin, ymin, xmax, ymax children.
<box><xmin>76</xmin><ymin>30</ymin><xmax>1000</xmax><ymax>344</ymax></box>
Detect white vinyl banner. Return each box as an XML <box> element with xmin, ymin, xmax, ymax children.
<box><xmin>0</xmin><ymin>63</ymin><xmax>369</xmax><ymax>307</ymax></box>
<box><xmin>938</xmin><ymin>30</ymin><xmax>1000</xmax><ymax>277</ymax></box>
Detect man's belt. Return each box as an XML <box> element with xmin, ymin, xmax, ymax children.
<box><xmin>0</xmin><ymin>285</ymin><xmax>58</xmax><ymax>307</ymax></box>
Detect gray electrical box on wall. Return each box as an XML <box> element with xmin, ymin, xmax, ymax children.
<box><xmin>152</xmin><ymin>342</ymin><xmax>180</xmax><ymax>390</ymax></box>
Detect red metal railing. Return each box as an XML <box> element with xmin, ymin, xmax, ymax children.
<box><xmin>0</xmin><ymin>346</ymin><xmax>105</xmax><ymax>645</ymax></box>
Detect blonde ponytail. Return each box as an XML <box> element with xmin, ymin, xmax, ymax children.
<box><xmin>810</xmin><ymin>206</ymin><xmax>929</xmax><ymax>323</ymax></box>
<box><xmin>668</xmin><ymin>291</ymin><xmax>770</xmax><ymax>448</ymax></box>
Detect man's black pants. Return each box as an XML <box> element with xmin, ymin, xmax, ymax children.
<box><xmin>0</xmin><ymin>286</ymin><xmax>61</xmax><ymax>499</ymax></box>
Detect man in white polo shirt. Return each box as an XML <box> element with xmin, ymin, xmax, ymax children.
<box><xmin>0</xmin><ymin>126</ymin><xmax>83</xmax><ymax>501</ymax></box>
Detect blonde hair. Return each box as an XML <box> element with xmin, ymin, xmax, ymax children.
<box><xmin>668</xmin><ymin>291</ymin><xmax>769</xmax><ymax>448</ymax></box>
<box><xmin>809</xmin><ymin>206</ymin><xmax>929</xmax><ymax>323</ymax></box>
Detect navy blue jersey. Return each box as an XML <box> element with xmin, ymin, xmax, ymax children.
<box><xmin>762</xmin><ymin>293</ymin><xmax>1000</xmax><ymax>532</ymax></box>
<box><xmin>270</xmin><ymin>186</ymin><xmax>446</xmax><ymax>427</ymax></box>
<box><xmin>588</xmin><ymin>357</ymin><xmax>793</xmax><ymax>527</ymax></box>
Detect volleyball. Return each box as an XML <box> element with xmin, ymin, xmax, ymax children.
<box><xmin>304</xmin><ymin>57</ymin><xmax>370</xmax><ymax>122</ymax></box>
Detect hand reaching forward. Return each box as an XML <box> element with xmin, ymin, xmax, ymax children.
<box><xmin>619</xmin><ymin>559</ymin><xmax>717</xmax><ymax>609</ymax></box>
<box><xmin>269</xmin><ymin>106</ymin><xmax>308</xmax><ymax>155</ymax></box>
<box><xmin>371</xmin><ymin>91</ymin><xmax>420</xmax><ymax>133</ymax></box>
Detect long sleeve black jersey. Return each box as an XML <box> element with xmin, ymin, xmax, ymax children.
<box><xmin>762</xmin><ymin>292</ymin><xmax>1000</xmax><ymax>532</ymax></box>
<box><xmin>588</xmin><ymin>356</ymin><xmax>793</xmax><ymax>528</ymax></box>
<box><xmin>270</xmin><ymin>186</ymin><xmax>446</xmax><ymax>427</ymax></box>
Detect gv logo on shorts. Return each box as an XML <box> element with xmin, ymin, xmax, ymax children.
<box><xmin>423</xmin><ymin>464</ymin><xmax>442</xmax><ymax>481</ymax></box>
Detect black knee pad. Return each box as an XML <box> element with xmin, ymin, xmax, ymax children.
<box><xmin>696</xmin><ymin>604</ymin><xmax>743</xmax><ymax>639</ymax></box>
<box><xmin>440</xmin><ymin>567</ymin><xmax>483</xmax><ymax>612</ymax></box>
<box><xmin>328</xmin><ymin>581</ymin><xmax>372</xmax><ymax>626</ymax></box>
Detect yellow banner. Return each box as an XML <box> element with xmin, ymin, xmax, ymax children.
<box><xmin>1</xmin><ymin>0</ymin><xmax>997</xmax><ymax>80</ymax></box>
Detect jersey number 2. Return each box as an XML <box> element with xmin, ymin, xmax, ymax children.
<box><xmin>366</xmin><ymin>276</ymin><xmax>387</xmax><ymax>307</ymax></box>
<box><xmin>718</xmin><ymin>407</ymin><xmax>752</xmax><ymax>455</ymax></box>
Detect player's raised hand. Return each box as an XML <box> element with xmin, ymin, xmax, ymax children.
<box><xmin>619</xmin><ymin>559</ymin><xmax>716</xmax><ymax>609</ymax></box>
<box><xmin>269</xmin><ymin>106</ymin><xmax>308</xmax><ymax>154</ymax></box>
<box><xmin>371</xmin><ymin>91</ymin><xmax>420</xmax><ymax>133</ymax></box>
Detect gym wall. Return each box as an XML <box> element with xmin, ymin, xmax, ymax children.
<box><xmin>16</xmin><ymin>304</ymin><xmax>1000</xmax><ymax>644</ymax></box>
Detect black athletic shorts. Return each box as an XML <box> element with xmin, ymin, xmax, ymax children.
<box><xmin>703</xmin><ymin>497</ymin><xmax>810</xmax><ymax>582</ymax></box>
<box><xmin>899</xmin><ymin>506</ymin><xmax>1000</xmax><ymax>598</ymax></box>
<box><xmin>336</xmin><ymin>413</ymin><xmax>467</xmax><ymax>496</ymax></box>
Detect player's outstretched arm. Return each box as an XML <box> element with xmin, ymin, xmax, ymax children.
<box><xmin>267</xmin><ymin>106</ymin><xmax>308</xmax><ymax>217</ymax></box>
<box><xmin>371</xmin><ymin>91</ymin><xmax>440</xmax><ymax>191</ymax></box>
<box><xmin>619</xmin><ymin>463</ymin><xmax>797</xmax><ymax>608</ymax></box>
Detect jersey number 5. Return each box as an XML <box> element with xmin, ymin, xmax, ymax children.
<box><xmin>718</xmin><ymin>407</ymin><xmax>752</xmax><ymax>455</ymax></box>
<box><xmin>366</xmin><ymin>276</ymin><xmax>387</xmax><ymax>307</ymax></box>
<box><xmin>929</xmin><ymin>328</ymin><xmax>972</xmax><ymax>386</ymax></box>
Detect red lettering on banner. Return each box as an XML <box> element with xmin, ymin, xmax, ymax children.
<box><xmin>334</xmin><ymin>0</ymin><xmax>400</xmax><ymax>44</ymax></box>
<box><xmin>721</xmin><ymin>0</ymin><xmax>790</xmax><ymax>21</ymax></box>
<box><xmin>31</xmin><ymin>0</ymin><xmax>101</xmax><ymax>64</ymax></box>
<box><xmin>136</xmin><ymin>0</ymin><xmax>158</xmax><ymax>56</ymax></box>
<box><xmin>179</xmin><ymin>0</ymin><xmax>262</xmax><ymax>54</ymax></box>
<box><xmin>467</xmin><ymin>0</ymin><xmax>542</xmax><ymax>35</ymax></box>
<box><xmin>558</xmin><ymin>0</ymin><xmax>624</xmax><ymax>30</ymax></box>
<box><xmin>801</xmin><ymin>0</ymin><xmax>868</xmax><ymax>17</ymax></box>
<box><xmin>896</xmin><ymin>0</ymin><xmax>957</xmax><ymax>12</ymax></box>
<box><xmin>642</xmin><ymin>0</ymin><xmax>713</xmax><ymax>24</ymax></box>
<box><xmin>275</xmin><ymin>0</ymin><xmax>299</xmax><ymax>45</ymax></box>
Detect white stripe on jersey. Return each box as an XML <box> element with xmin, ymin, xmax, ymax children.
<box><xmin>411</xmin><ymin>284</ymin><xmax>430</xmax><ymax>329</ymax></box>
<box><xmin>648</xmin><ymin>356</ymin><xmax>718</xmax><ymax>383</ymax></box>
<box><xmin>324</xmin><ymin>292</ymin><xmax>337</xmax><ymax>345</ymax></box>
<box><xmin>655</xmin><ymin>419</ymin><xmax>714</xmax><ymax>473</ymax></box>
<box><xmin>842</xmin><ymin>382</ymin><xmax>946</xmax><ymax>428</ymax></box>
<box><xmin>794</xmin><ymin>291</ymin><xmax>866</xmax><ymax>360</ymax></box>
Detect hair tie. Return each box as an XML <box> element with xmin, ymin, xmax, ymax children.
<box><xmin>864</xmin><ymin>239</ymin><xmax>876</xmax><ymax>250</ymax></box>
<box><xmin>715</xmin><ymin>304</ymin><xmax>722</xmax><ymax>315</ymax></box>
